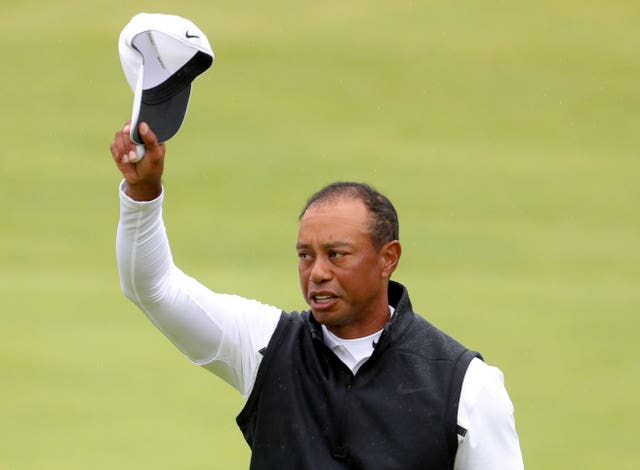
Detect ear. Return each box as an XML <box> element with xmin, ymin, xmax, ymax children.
<box><xmin>379</xmin><ymin>240</ymin><xmax>402</xmax><ymax>279</ymax></box>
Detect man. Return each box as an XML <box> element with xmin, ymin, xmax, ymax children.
<box><xmin>110</xmin><ymin>121</ymin><xmax>524</xmax><ymax>469</ymax></box>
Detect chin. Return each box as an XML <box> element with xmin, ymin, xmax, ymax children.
<box><xmin>310</xmin><ymin>308</ymin><xmax>334</xmax><ymax>323</ymax></box>
<box><xmin>311</xmin><ymin>310</ymin><xmax>348</xmax><ymax>328</ymax></box>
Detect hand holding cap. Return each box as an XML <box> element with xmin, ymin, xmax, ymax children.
<box><xmin>118</xmin><ymin>13</ymin><xmax>214</xmax><ymax>158</ymax></box>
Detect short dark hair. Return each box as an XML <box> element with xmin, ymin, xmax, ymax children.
<box><xmin>300</xmin><ymin>182</ymin><xmax>399</xmax><ymax>250</ymax></box>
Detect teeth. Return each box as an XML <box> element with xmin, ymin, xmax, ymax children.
<box><xmin>314</xmin><ymin>295</ymin><xmax>332</xmax><ymax>302</ymax></box>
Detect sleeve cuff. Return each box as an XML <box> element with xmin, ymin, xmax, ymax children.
<box><xmin>118</xmin><ymin>179</ymin><xmax>164</xmax><ymax>208</ymax></box>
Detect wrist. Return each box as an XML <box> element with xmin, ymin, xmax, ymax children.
<box><xmin>125</xmin><ymin>180</ymin><xmax>162</xmax><ymax>201</ymax></box>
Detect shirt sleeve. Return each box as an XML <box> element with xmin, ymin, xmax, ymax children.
<box><xmin>454</xmin><ymin>358</ymin><xmax>524</xmax><ymax>470</ymax></box>
<box><xmin>116</xmin><ymin>181</ymin><xmax>282</xmax><ymax>397</ymax></box>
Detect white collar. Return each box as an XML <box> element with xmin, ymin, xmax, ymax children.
<box><xmin>321</xmin><ymin>306</ymin><xmax>394</xmax><ymax>374</ymax></box>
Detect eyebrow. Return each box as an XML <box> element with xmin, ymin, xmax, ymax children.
<box><xmin>296</xmin><ymin>241</ymin><xmax>353</xmax><ymax>251</ymax></box>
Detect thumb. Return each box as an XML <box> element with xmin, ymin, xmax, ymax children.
<box><xmin>138</xmin><ymin>122</ymin><xmax>160</xmax><ymax>150</ymax></box>
<box><xmin>137</xmin><ymin>122</ymin><xmax>166</xmax><ymax>165</ymax></box>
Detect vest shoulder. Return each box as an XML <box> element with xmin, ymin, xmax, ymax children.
<box><xmin>394</xmin><ymin>311</ymin><xmax>472</xmax><ymax>360</ymax></box>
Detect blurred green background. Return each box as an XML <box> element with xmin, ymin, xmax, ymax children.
<box><xmin>1</xmin><ymin>0</ymin><xmax>638</xmax><ymax>468</ymax></box>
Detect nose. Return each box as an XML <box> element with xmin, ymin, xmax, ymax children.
<box><xmin>309</xmin><ymin>256</ymin><xmax>332</xmax><ymax>284</ymax></box>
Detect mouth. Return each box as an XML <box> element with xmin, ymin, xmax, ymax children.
<box><xmin>309</xmin><ymin>292</ymin><xmax>339</xmax><ymax>310</ymax></box>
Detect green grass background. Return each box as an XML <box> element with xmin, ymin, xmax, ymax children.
<box><xmin>1</xmin><ymin>0</ymin><xmax>638</xmax><ymax>468</ymax></box>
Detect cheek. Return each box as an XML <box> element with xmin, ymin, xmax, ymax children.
<box><xmin>298</xmin><ymin>267</ymin><xmax>309</xmax><ymax>293</ymax></box>
<box><xmin>341</xmin><ymin>257</ymin><xmax>381</xmax><ymax>292</ymax></box>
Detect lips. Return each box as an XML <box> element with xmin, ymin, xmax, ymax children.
<box><xmin>308</xmin><ymin>291</ymin><xmax>339</xmax><ymax>310</ymax></box>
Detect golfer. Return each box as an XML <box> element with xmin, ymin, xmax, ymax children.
<box><xmin>110</xmin><ymin>122</ymin><xmax>524</xmax><ymax>469</ymax></box>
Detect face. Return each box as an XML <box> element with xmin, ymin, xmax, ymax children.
<box><xmin>296</xmin><ymin>197</ymin><xmax>401</xmax><ymax>339</ymax></box>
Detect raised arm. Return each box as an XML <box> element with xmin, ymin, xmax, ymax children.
<box><xmin>110</xmin><ymin>123</ymin><xmax>282</xmax><ymax>396</ymax></box>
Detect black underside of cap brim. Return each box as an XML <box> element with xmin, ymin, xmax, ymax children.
<box><xmin>133</xmin><ymin>85</ymin><xmax>191</xmax><ymax>143</ymax></box>
<box><xmin>132</xmin><ymin>50</ymin><xmax>212</xmax><ymax>144</ymax></box>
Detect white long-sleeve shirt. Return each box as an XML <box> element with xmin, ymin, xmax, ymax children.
<box><xmin>116</xmin><ymin>182</ymin><xmax>524</xmax><ymax>469</ymax></box>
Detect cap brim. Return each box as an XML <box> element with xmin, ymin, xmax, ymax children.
<box><xmin>131</xmin><ymin>85</ymin><xmax>191</xmax><ymax>144</ymax></box>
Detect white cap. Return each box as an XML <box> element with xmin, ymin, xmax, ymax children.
<box><xmin>118</xmin><ymin>13</ymin><xmax>214</xmax><ymax>144</ymax></box>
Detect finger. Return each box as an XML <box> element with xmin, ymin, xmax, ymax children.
<box><xmin>111</xmin><ymin>131</ymin><xmax>134</xmax><ymax>167</ymax></box>
<box><xmin>110</xmin><ymin>141</ymin><xmax>120</xmax><ymax>162</ymax></box>
<box><xmin>115</xmin><ymin>125</ymin><xmax>138</xmax><ymax>163</ymax></box>
<box><xmin>111</xmin><ymin>132</ymin><xmax>127</xmax><ymax>163</ymax></box>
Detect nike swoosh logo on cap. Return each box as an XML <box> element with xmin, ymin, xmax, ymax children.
<box><xmin>185</xmin><ymin>31</ymin><xmax>200</xmax><ymax>39</ymax></box>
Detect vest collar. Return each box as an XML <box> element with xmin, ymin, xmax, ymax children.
<box><xmin>376</xmin><ymin>280</ymin><xmax>415</xmax><ymax>352</ymax></box>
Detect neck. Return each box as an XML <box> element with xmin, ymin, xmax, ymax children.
<box><xmin>325</xmin><ymin>303</ymin><xmax>391</xmax><ymax>339</ymax></box>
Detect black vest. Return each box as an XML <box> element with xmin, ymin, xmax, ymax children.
<box><xmin>237</xmin><ymin>281</ymin><xmax>480</xmax><ymax>469</ymax></box>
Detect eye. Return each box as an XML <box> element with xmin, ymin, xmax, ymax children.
<box><xmin>329</xmin><ymin>251</ymin><xmax>346</xmax><ymax>259</ymax></box>
<box><xmin>297</xmin><ymin>251</ymin><xmax>311</xmax><ymax>260</ymax></box>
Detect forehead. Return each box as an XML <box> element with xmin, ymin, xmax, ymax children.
<box><xmin>298</xmin><ymin>197</ymin><xmax>372</xmax><ymax>240</ymax></box>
